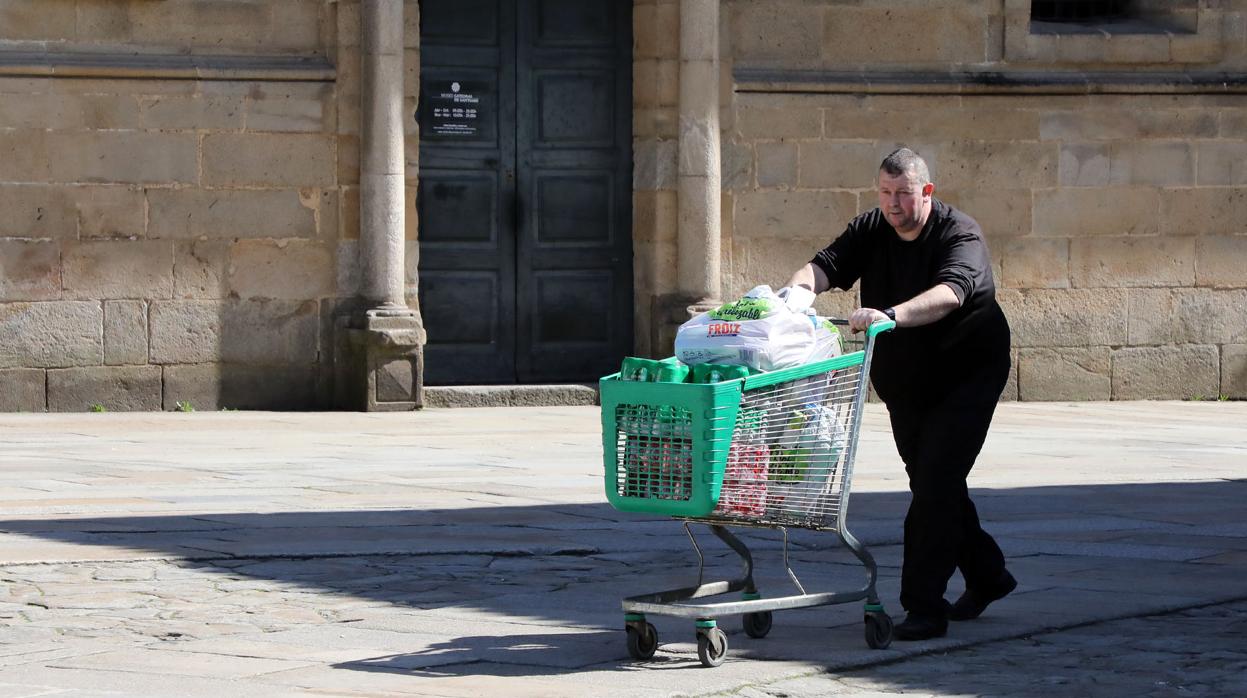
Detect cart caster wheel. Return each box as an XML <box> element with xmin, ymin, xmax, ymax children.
<box><xmin>864</xmin><ymin>611</ymin><xmax>893</xmax><ymax>650</ymax></box>
<box><xmin>742</xmin><ymin>611</ymin><xmax>772</xmax><ymax>639</ymax></box>
<box><xmin>626</xmin><ymin>622</ymin><xmax>658</xmax><ymax>660</ymax></box>
<box><xmin>696</xmin><ymin>627</ymin><xmax>728</xmax><ymax>667</ymax></box>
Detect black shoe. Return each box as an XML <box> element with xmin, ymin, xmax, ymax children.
<box><xmin>949</xmin><ymin>571</ymin><xmax>1018</xmax><ymax>621</ymax></box>
<box><xmin>893</xmin><ymin>613</ymin><xmax>948</xmax><ymax>641</ymax></box>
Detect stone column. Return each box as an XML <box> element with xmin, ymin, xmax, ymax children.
<box><xmin>675</xmin><ymin>0</ymin><xmax>722</xmax><ymax>320</ymax></box>
<box><xmin>343</xmin><ymin>0</ymin><xmax>425</xmax><ymax>411</ymax></box>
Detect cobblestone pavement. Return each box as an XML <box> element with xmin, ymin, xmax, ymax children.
<box><xmin>731</xmin><ymin>600</ymin><xmax>1247</xmax><ymax>698</ymax></box>
<box><xmin>0</xmin><ymin>403</ymin><xmax>1244</xmax><ymax>696</ymax></box>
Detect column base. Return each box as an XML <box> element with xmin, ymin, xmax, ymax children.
<box><xmin>337</xmin><ymin>309</ymin><xmax>426</xmax><ymax>411</ymax></box>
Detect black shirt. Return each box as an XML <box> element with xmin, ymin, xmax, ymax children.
<box><xmin>810</xmin><ymin>199</ymin><xmax>1010</xmax><ymax>406</ymax></box>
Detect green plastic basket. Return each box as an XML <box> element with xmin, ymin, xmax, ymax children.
<box><xmin>600</xmin><ymin>343</ymin><xmax>878</xmax><ymax>518</ymax></box>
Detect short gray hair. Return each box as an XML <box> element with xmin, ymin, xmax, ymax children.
<box><xmin>879</xmin><ymin>147</ymin><xmax>930</xmax><ymax>185</ymax></box>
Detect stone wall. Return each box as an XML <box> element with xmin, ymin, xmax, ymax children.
<box><xmin>0</xmin><ymin>0</ymin><xmax>413</xmax><ymax>411</ymax></box>
<box><xmin>633</xmin><ymin>0</ymin><xmax>1247</xmax><ymax>401</ymax></box>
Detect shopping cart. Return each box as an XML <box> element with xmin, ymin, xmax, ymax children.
<box><xmin>600</xmin><ymin>319</ymin><xmax>895</xmax><ymax>667</ymax></box>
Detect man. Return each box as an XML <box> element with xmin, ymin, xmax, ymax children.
<box><xmin>783</xmin><ymin>148</ymin><xmax>1016</xmax><ymax>641</ymax></box>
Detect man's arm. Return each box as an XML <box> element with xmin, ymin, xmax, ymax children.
<box><xmin>787</xmin><ymin>263</ymin><xmax>830</xmax><ymax>294</ymax></box>
<box><xmin>848</xmin><ymin>283</ymin><xmax>961</xmax><ymax>332</ymax></box>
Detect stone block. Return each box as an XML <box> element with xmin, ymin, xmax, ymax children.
<box><xmin>201</xmin><ymin>134</ymin><xmax>335</xmax><ymax>188</ymax></box>
<box><xmin>632</xmin><ymin>189</ymin><xmax>678</xmax><ymax>244</ymax></box>
<box><xmin>1069</xmin><ymin>237</ymin><xmax>1194</xmax><ymax>288</ymax></box>
<box><xmin>78</xmin><ymin>186</ymin><xmax>146</xmax><ymax>239</ymax></box>
<box><xmin>173</xmin><ymin>240</ymin><xmax>229</xmax><ymax>299</ymax></box>
<box><xmin>1058</xmin><ymin>144</ymin><xmax>1111</xmax><ymax>187</ymax></box>
<box><xmin>734</xmin><ymin>190</ymin><xmax>858</xmax><ymax>241</ymax></box>
<box><xmin>1000</xmin><ymin>351</ymin><xmax>1019</xmax><ymax>402</ymax></box>
<box><xmin>634</xmin><ymin>1</ymin><xmax>678</xmax><ymax>59</ymax></box>
<box><xmin>0</xmin><ymin>240</ymin><xmax>60</xmax><ymax>301</ymax></box>
<box><xmin>632</xmin><ymin>59</ymin><xmax>659</xmax><ymax>108</ymax></box>
<box><xmin>1018</xmin><ymin>347</ymin><xmax>1111</xmax><ymax>401</ymax></box>
<box><xmin>162</xmin><ymin>363</ymin><xmax>322</xmax><ymax>411</ymax></box>
<box><xmin>996</xmin><ymin>288</ymin><xmax>1128</xmax><ymax>348</ymax></box>
<box><xmin>150</xmin><ymin>300</ymin><xmax>321</xmax><ymax>365</ymax></box>
<box><xmin>0</xmin><ymin>184</ymin><xmax>73</xmax><ymax>238</ymax></box>
<box><xmin>128</xmin><ymin>1</ymin><xmax>271</xmax><ymax>49</ymax></box>
<box><xmin>269</xmin><ymin>1</ymin><xmax>325</xmax><ymax>52</ymax></box>
<box><xmin>1042</xmin><ymin>109</ymin><xmax>1217</xmax><ymax>141</ymax></box>
<box><xmin>939</xmin><ymin>141</ymin><xmax>1058</xmax><ymax>191</ymax></box>
<box><xmin>823</xmin><ymin>6</ymin><xmax>986</xmax><ymax>66</ymax></box>
<box><xmin>246</xmin><ymin>83</ymin><xmax>334</xmax><ymax>133</ymax></box>
<box><xmin>999</xmin><ymin>238</ymin><xmax>1068</xmax><ymax>289</ymax></box>
<box><xmin>0</xmin><ymin>301</ymin><xmax>103</xmax><ymax>369</ymax></box>
<box><xmin>0</xmin><ymin>129</ymin><xmax>50</xmax><ymax>182</ymax></box>
<box><xmin>63</xmin><ymin>240</ymin><xmax>174</xmax><ymax>300</ymax></box>
<box><xmin>48</xmin><ymin>132</ymin><xmax>197</xmax><ymax>185</ymax></box>
<box><xmin>0</xmin><ymin>0</ymin><xmax>75</xmax><ymax>40</ymax></box>
<box><xmin>1108</xmin><ymin>141</ymin><xmax>1195</xmax><ymax>187</ymax></box>
<box><xmin>1160</xmin><ymin>187</ymin><xmax>1247</xmax><ymax>236</ymax></box>
<box><xmin>938</xmin><ymin>189</ymin><xmax>1032</xmax><ymax>238</ymax></box>
<box><xmin>798</xmin><ymin>141</ymin><xmax>879</xmax><ymax>190</ymax></box>
<box><xmin>729</xmin><ymin>1</ymin><xmax>824</xmax><ymax>62</ymax></box>
<box><xmin>75</xmin><ymin>1</ymin><xmax>134</xmax><ymax>42</ymax></box>
<box><xmin>1196</xmin><ymin>236</ymin><xmax>1247</xmax><ymax>288</ymax></box>
<box><xmin>48</xmin><ymin>366</ymin><xmax>162</xmax><ymax>412</ymax></box>
<box><xmin>1032</xmin><ymin>188</ymin><xmax>1159</xmax><ymax>237</ymax></box>
<box><xmin>104</xmin><ymin>300</ymin><xmax>148</xmax><ymax>366</ymax></box>
<box><xmin>721</xmin><ymin>140</ymin><xmax>753</xmax><ymax>192</ymax></box>
<box><xmin>148</xmin><ymin>189</ymin><xmax>321</xmax><ymax>240</ymax></box>
<box><xmin>632</xmin><ymin>139</ymin><xmax>678</xmax><ymax>191</ymax></box>
<box><xmin>140</xmin><ymin>93</ymin><xmax>247</xmax><ymax>130</ymax></box>
<box><xmin>1127</xmin><ymin>288</ymin><xmax>1247</xmax><ymax>346</ymax></box>
<box><xmin>228</xmin><ymin>240</ymin><xmax>335</xmax><ymax>300</ymax></box>
<box><xmin>0</xmin><ymin>368</ymin><xmax>45</xmax><ymax>412</ymax></box>
<box><xmin>736</xmin><ymin>99</ymin><xmax>822</xmax><ymax>140</ymax></box>
<box><xmin>1196</xmin><ymin>141</ymin><xmax>1247</xmax><ymax>185</ymax></box>
<box><xmin>1222</xmin><ymin>344</ymin><xmax>1247</xmax><ymax>399</ymax></box>
<box><xmin>1111</xmin><ymin>345</ymin><xmax>1219</xmax><ymax>401</ymax></box>
<box><xmin>755</xmin><ymin>142</ymin><xmax>797</xmax><ymax>188</ymax></box>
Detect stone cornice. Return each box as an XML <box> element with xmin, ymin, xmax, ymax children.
<box><xmin>0</xmin><ymin>50</ymin><xmax>335</xmax><ymax>82</ymax></box>
<box><xmin>734</xmin><ymin>68</ymin><xmax>1247</xmax><ymax>95</ymax></box>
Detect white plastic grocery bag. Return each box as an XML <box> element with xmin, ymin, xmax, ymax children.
<box><xmin>674</xmin><ymin>285</ymin><xmax>816</xmax><ymax>371</ymax></box>
<box><xmin>765</xmin><ymin>404</ymin><xmax>848</xmax><ymax>518</ymax></box>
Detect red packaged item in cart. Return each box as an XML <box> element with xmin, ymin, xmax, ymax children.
<box><xmin>713</xmin><ymin>442</ymin><xmax>769</xmax><ymax>517</ymax></box>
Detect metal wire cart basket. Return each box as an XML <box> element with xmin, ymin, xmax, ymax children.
<box><xmin>600</xmin><ymin>319</ymin><xmax>895</xmax><ymax>667</ymax></box>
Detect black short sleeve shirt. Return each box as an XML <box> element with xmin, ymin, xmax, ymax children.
<box><xmin>810</xmin><ymin>199</ymin><xmax>1010</xmax><ymax>405</ymax></box>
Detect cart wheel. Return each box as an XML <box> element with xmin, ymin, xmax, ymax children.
<box><xmin>626</xmin><ymin>622</ymin><xmax>658</xmax><ymax>660</ymax></box>
<box><xmin>696</xmin><ymin>627</ymin><xmax>728</xmax><ymax>667</ymax></box>
<box><xmin>742</xmin><ymin>611</ymin><xmax>772</xmax><ymax>639</ymax></box>
<box><xmin>864</xmin><ymin>611</ymin><xmax>893</xmax><ymax>650</ymax></box>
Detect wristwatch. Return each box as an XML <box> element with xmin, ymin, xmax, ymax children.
<box><xmin>882</xmin><ymin>307</ymin><xmax>897</xmax><ymax>322</ymax></box>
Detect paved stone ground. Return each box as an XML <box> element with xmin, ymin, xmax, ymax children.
<box><xmin>0</xmin><ymin>402</ymin><xmax>1244</xmax><ymax>696</ymax></box>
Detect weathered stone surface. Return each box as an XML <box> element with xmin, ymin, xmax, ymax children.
<box><xmin>104</xmin><ymin>301</ymin><xmax>148</xmax><ymax>366</ymax></box>
<box><xmin>798</xmin><ymin>141</ymin><xmax>879</xmax><ymax>190</ymax></box>
<box><xmin>201</xmin><ymin>134</ymin><xmax>335</xmax><ymax>188</ymax></box>
<box><xmin>140</xmin><ymin>92</ymin><xmax>246</xmax><ymax>130</ymax></box>
<box><xmin>1195</xmin><ymin>236</ymin><xmax>1247</xmax><ymax>288</ymax></box>
<box><xmin>227</xmin><ymin>240</ymin><xmax>335</xmax><ymax>300</ymax></box>
<box><xmin>633</xmin><ymin>1</ymin><xmax>679</xmax><ymax>60</ymax></box>
<box><xmin>632</xmin><ymin>189</ymin><xmax>678</xmax><ymax>244</ymax></box>
<box><xmin>1032</xmin><ymin>188</ymin><xmax>1158</xmax><ymax>237</ymax></box>
<box><xmin>48</xmin><ymin>132</ymin><xmax>197</xmax><ymax>185</ymax></box>
<box><xmin>734</xmin><ymin>190</ymin><xmax>858</xmax><ymax>240</ymax></box>
<box><xmin>736</xmin><ymin>96</ymin><xmax>822</xmax><ymax>140</ymax></box>
<box><xmin>245</xmin><ymin>84</ymin><xmax>334</xmax><ymax>133</ymax></box>
<box><xmin>1111</xmin><ymin>345</ymin><xmax>1219</xmax><ymax>401</ymax></box>
<box><xmin>1058</xmin><ymin>143</ymin><xmax>1111</xmax><ymax>187</ymax></box>
<box><xmin>938</xmin><ymin>189</ymin><xmax>1032</xmax><ymax>238</ymax></box>
<box><xmin>1196</xmin><ymin>140</ymin><xmax>1247</xmax><ymax>186</ymax></box>
<box><xmin>1222</xmin><ymin>344</ymin><xmax>1247</xmax><ymax>399</ymax></box>
<box><xmin>78</xmin><ymin>186</ymin><xmax>146</xmax><ymax>239</ymax></box>
<box><xmin>996</xmin><ymin>288</ymin><xmax>1128</xmax><ymax>348</ymax></box>
<box><xmin>0</xmin><ymin>129</ymin><xmax>50</xmax><ymax>182</ymax></box>
<box><xmin>1019</xmin><ymin>347</ymin><xmax>1112</xmax><ymax>401</ymax></box>
<box><xmin>0</xmin><ymin>302</ymin><xmax>103</xmax><ymax>369</ymax></box>
<box><xmin>1070</xmin><ymin>237</ymin><xmax>1194</xmax><ymax>288</ymax></box>
<box><xmin>729</xmin><ymin>2</ymin><xmax>824</xmax><ymax>62</ymax></box>
<box><xmin>721</xmin><ymin>140</ymin><xmax>754</xmax><ymax>192</ymax></box>
<box><xmin>149</xmin><ymin>300</ymin><xmax>321</xmax><ymax>365</ymax></box>
<box><xmin>173</xmin><ymin>240</ymin><xmax>230</xmax><ymax>299</ymax></box>
<box><xmin>755</xmin><ymin>142</ymin><xmax>797</xmax><ymax>188</ymax></box>
<box><xmin>63</xmin><ymin>240</ymin><xmax>174</xmax><ymax>300</ymax></box>
<box><xmin>0</xmin><ymin>184</ymin><xmax>75</xmax><ymax>238</ymax></box>
<box><xmin>0</xmin><ymin>368</ymin><xmax>45</xmax><ymax>411</ymax></box>
<box><xmin>1041</xmin><ymin>109</ymin><xmax>1218</xmax><ymax>141</ymax></box>
<box><xmin>632</xmin><ymin>139</ymin><xmax>678</xmax><ymax>191</ymax></box>
<box><xmin>1160</xmin><ymin>187</ymin><xmax>1247</xmax><ymax>236</ymax></box>
<box><xmin>1127</xmin><ymin>288</ymin><xmax>1247</xmax><ymax>346</ymax></box>
<box><xmin>999</xmin><ymin>238</ymin><xmax>1068</xmax><ymax>289</ymax></box>
<box><xmin>822</xmin><ymin>5</ymin><xmax>987</xmax><ymax>66</ymax></box>
<box><xmin>1108</xmin><ymin>141</ymin><xmax>1195</xmax><ymax>187</ymax></box>
<box><xmin>162</xmin><ymin>364</ymin><xmax>322</xmax><ymax>411</ymax></box>
<box><xmin>0</xmin><ymin>240</ymin><xmax>60</xmax><ymax>301</ymax></box>
<box><xmin>47</xmin><ymin>366</ymin><xmax>162</xmax><ymax>412</ymax></box>
<box><xmin>940</xmin><ymin>141</ymin><xmax>1058</xmax><ymax>191</ymax></box>
<box><xmin>0</xmin><ymin>0</ymin><xmax>75</xmax><ymax>40</ymax></box>
<box><xmin>148</xmin><ymin>189</ymin><xmax>321</xmax><ymax>240</ymax></box>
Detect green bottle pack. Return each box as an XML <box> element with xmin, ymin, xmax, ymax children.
<box><xmin>691</xmin><ymin>363</ymin><xmax>757</xmax><ymax>384</ymax></box>
<box><xmin>619</xmin><ymin>356</ymin><xmax>690</xmax><ymax>383</ymax></box>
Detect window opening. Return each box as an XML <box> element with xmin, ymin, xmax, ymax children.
<box><xmin>1031</xmin><ymin>0</ymin><xmax>1132</xmax><ymax>23</ymax></box>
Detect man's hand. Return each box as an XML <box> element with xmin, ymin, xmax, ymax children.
<box><xmin>849</xmin><ymin>307</ymin><xmax>889</xmax><ymax>333</ymax></box>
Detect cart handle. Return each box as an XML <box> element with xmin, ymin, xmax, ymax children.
<box><xmin>866</xmin><ymin>318</ymin><xmax>895</xmax><ymax>338</ymax></box>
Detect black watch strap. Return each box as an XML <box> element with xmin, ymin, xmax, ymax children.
<box><xmin>883</xmin><ymin>307</ymin><xmax>896</xmax><ymax>322</ymax></box>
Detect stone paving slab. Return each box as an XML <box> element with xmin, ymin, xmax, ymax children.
<box><xmin>0</xmin><ymin>402</ymin><xmax>1244</xmax><ymax>696</ymax></box>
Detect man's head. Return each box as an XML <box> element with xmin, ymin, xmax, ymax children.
<box><xmin>877</xmin><ymin>148</ymin><xmax>934</xmax><ymax>238</ymax></box>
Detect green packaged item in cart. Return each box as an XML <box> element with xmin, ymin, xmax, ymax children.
<box><xmin>691</xmin><ymin>363</ymin><xmax>757</xmax><ymax>384</ymax></box>
<box><xmin>619</xmin><ymin>356</ymin><xmax>690</xmax><ymax>383</ymax></box>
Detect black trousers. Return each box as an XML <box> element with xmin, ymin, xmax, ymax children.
<box><xmin>885</xmin><ymin>357</ymin><xmax>1010</xmax><ymax>618</ymax></box>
